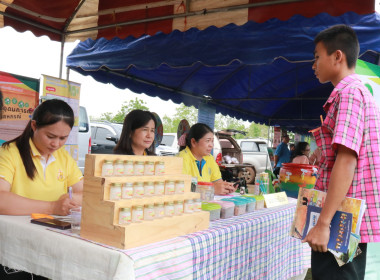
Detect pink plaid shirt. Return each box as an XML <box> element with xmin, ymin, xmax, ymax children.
<box><xmin>313</xmin><ymin>74</ymin><xmax>380</xmax><ymax>243</ymax></box>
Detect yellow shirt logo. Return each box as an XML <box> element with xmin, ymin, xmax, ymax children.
<box><xmin>57</xmin><ymin>169</ymin><xmax>65</xmax><ymax>182</ymax></box>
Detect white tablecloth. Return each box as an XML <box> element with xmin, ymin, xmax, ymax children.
<box><xmin>0</xmin><ymin>215</ymin><xmax>135</xmax><ymax>280</ymax></box>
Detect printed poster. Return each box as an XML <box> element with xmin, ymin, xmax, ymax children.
<box><xmin>273</xmin><ymin>126</ymin><xmax>281</xmax><ymax>148</ymax></box>
<box><xmin>42</xmin><ymin>75</ymin><xmax>81</xmax><ymax>161</ymax></box>
<box><xmin>0</xmin><ymin>71</ymin><xmax>39</xmax><ymax>144</ymax></box>
<box><xmin>355</xmin><ymin>59</ymin><xmax>380</xmax><ymax>107</ymax></box>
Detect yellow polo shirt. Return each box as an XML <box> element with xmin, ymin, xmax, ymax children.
<box><xmin>178</xmin><ymin>146</ymin><xmax>221</xmax><ymax>182</ymax></box>
<box><xmin>0</xmin><ymin>139</ymin><xmax>83</xmax><ymax>201</ymax></box>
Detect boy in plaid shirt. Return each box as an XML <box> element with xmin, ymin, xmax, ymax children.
<box><xmin>303</xmin><ymin>25</ymin><xmax>380</xmax><ymax>279</ymax></box>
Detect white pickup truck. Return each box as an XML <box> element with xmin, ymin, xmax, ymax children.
<box><xmin>236</xmin><ymin>138</ymin><xmax>272</xmax><ymax>184</ymax></box>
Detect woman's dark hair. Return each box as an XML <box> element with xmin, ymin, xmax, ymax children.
<box><xmin>314</xmin><ymin>24</ymin><xmax>359</xmax><ymax>69</ymax></box>
<box><xmin>3</xmin><ymin>99</ymin><xmax>74</xmax><ymax>180</ymax></box>
<box><xmin>185</xmin><ymin>123</ymin><xmax>214</xmax><ymax>149</ymax></box>
<box><xmin>114</xmin><ymin>109</ymin><xmax>157</xmax><ymax>155</ymax></box>
<box><xmin>292</xmin><ymin>142</ymin><xmax>310</xmax><ymax>160</ymax></box>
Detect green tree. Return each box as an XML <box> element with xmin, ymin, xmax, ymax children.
<box><xmin>99</xmin><ymin>97</ymin><xmax>149</xmax><ymax>123</ymax></box>
<box><xmin>214</xmin><ymin>113</ymin><xmax>247</xmax><ymax>138</ymax></box>
<box><xmin>97</xmin><ymin>112</ymin><xmax>113</xmax><ymax>122</ymax></box>
<box><xmin>247</xmin><ymin>122</ymin><xmax>269</xmax><ymax>139</ymax></box>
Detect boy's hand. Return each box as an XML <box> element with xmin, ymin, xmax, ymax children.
<box><xmin>302</xmin><ymin>222</ymin><xmax>330</xmax><ymax>252</ymax></box>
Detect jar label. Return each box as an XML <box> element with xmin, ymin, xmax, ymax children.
<box><xmin>124</xmin><ymin>167</ymin><xmax>134</xmax><ymax>175</ymax></box>
<box><xmin>155</xmin><ymin>185</ymin><xmax>164</xmax><ymax>195</ymax></box>
<box><xmin>120</xmin><ymin>213</ymin><xmax>131</xmax><ymax>223</ymax></box>
<box><xmin>176</xmin><ymin>185</ymin><xmax>185</xmax><ymax>193</ymax></box>
<box><xmin>146</xmin><ymin>210</ymin><xmax>155</xmax><ymax>218</ymax></box>
<box><xmin>133</xmin><ymin>212</ymin><xmax>143</xmax><ymax>221</ymax></box>
<box><xmin>166</xmin><ymin>185</ymin><xmax>175</xmax><ymax>194</ymax></box>
<box><xmin>145</xmin><ymin>166</ymin><xmax>155</xmax><ymax>175</ymax></box>
<box><xmin>115</xmin><ymin>167</ymin><xmax>124</xmax><ymax>175</ymax></box>
<box><xmin>135</xmin><ymin>167</ymin><xmax>144</xmax><ymax>175</ymax></box>
<box><xmin>134</xmin><ymin>188</ymin><xmax>144</xmax><ymax>196</ymax></box>
<box><xmin>155</xmin><ymin>165</ymin><xmax>165</xmax><ymax>175</ymax></box>
<box><xmin>122</xmin><ymin>188</ymin><xmax>133</xmax><ymax>198</ymax></box>
<box><xmin>145</xmin><ymin>186</ymin><xmax>154</xmax><ymax>195</ymax></box>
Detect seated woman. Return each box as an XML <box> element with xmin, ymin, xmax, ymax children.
<box><xmin>291</xmin><ymin>141</ymin><xmax>311</xmax><ymax>164</ymax></box>
<box><xmin>114</xmin><ymin>109</ymin><xmax>156</xmax><ymax>155</ymax></box>
<box><xmin>178</xmin><ymin>123</ymin><xmax>237</xmax><ymax>195</ymax></box>
<box><xmin>0</xmin><ymin>99</ymin><xmax>83</xmax><ymax>216</ymax></box>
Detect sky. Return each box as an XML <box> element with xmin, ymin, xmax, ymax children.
<box><xmin>0</xmin><ymin>27</ymin><xmax>179</xmax><ymax>119</ymax></box>
<box><xmin>0</xmin><ymin>2</ymin><xmax>379</xmax><ymax>119</ymax></box>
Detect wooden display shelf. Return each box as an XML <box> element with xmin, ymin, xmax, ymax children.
<box><xmin>81</xmin><ymin>154</ymin><xmax>210</xmax><ymax>249</ymax></box>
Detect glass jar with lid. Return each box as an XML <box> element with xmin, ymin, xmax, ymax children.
<box><xmin>134</xmin><ymin>161</ymin><xmax>145</xmax><ymax>175</ymax></box>
<box><xmin>196</xmin><ymin>182</ymin><xmax>214</xmax><ymax>201</ymax></box>
<box><xmin>194</xmin><ymin>198</ymin><xmax>202</xmax><ymax>212</ymax></box>
<box><xmin>133</xmin><ymin>182</ymin><xmax>145</xmax><ymax>198</ymax></box>
<box><xmin>184</xmin><ymin>199</ymin><xmax>194</xmax><ymax>213</ymax></box>
<box><xmin>132</xmin><ymin>206</ymin><xmax>144</xmax><ymax>222</ymax></box>
<box><xmin>154</xmin><ymin>203</ymin><xmax>165</xmax><ymax>218</ymax></box>
<box><xmin>121</xmin><ymin>182</ymin><xmax>134</xmax><ymax>199</ymax></box>
<box><xmin>101</xmin><ymin>160</ymin><xmax>114</xmax><ymax>177</ymax></box>
<box><xmin>109</xmin><ymin>183</ymin><xmax>122</xmax><ymax>200</ymax></box>
<box><xmin>144</xmin><ymin>182</ymin><xmax>155</xmax><ymax>196</ymax></box>
<box><xmin>154</xmin><ymin>181</ymin><xmax>165</xmax><ymax>196</ymax></box>
<box><xmin>165</xmin><ymin>180</ymin><xmax>175</xmax><ymax>195</ymax></box>
<box><xmin>164</xmin><ymin>202</ymin><xmax>175</xmax><ymax>217</ymax></box>
<box><xmin>119</xmin><ymin>207</ymin><xmax>132</xmax><ymax>225</ymax></box>
<box><xmin>144</xmin><ymin>161</ymin><xmax>155</xmax><ymax>175</ymax></box>
<box><xmin>175</xmin><ymin>180</ymin><xmax>185</xmax><ymax>194</ymax></box>
<box><xmin>114</xmin><ymin>160</ymin><xmax>124</xmax><ymax>176</ymax></box>
<box><xmin>124</xmin><ymin>160</ymin><xmax>134</xmax><ymax>176</ymax></box>
<box><xmin>144</xmin><ymin>204</ymin><xmax>155</xmax><ymax>221</ymax></box>
<box><xmin>174</xmin><ymin>200</ymin><xmax>184</xmax><ymax>215</ymax></box>
<box><xmin>155</xmin><ymin>161</ymin><xmax>165</xmax><ymax>175</ymax></box>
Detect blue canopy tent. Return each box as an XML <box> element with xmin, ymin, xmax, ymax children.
<box><xmin>67</xmin><ymin>12</ymin><xmax>380</xmax><ymax>133</ymax></box>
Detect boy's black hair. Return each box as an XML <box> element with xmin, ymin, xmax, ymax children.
<box><xmin>314</xmin><ymin>24</ymin><xmax>359</xmax><ymax>69</ymax></box>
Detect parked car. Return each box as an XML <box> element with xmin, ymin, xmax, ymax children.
<box><xmin>77</xmin><ymin>106</ymin><xmax>91</xmax><ymax>173</ymax></box>
<box><xmin>90</xmin><ymin>121</ymin><xmax>123</xmax><ymax>154</ymax></box>
<box><xmin>236</xmin><ymin>138</ymin><xmax>272</xmax><ymax>183</ymax></box>
<box><xmin>213</xmin><ymin>129</ymin><xmax>251</xmax><ymax>183</ymax></box>
<box><xmin>156</xmin><ymin>132</ymin><xmax>178</xmax><ymax>156</ymax></box>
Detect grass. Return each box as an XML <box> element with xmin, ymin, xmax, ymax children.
<box><xmin>305</xmin><ymin>269</ymin><xmax>312</xmax><ymax>280</ymax></box>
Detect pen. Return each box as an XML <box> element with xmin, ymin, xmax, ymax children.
<box><xmin>69</xmin><ymin>186</ymin><xmax>73</xmax><ymax>199</ymax></box>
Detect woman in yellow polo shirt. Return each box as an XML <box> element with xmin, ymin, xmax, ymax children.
<box><xmin>0</xmin><ymin>99</ymin><xmax>83</xmax><ymax>216</ymax></box>
<box><xmin>179</xmin><ymin>123</ymin><xmax>236</xmax><ymax>195</ymax></box>
<box><xmin>114</xmin><ymin>109</ymin><xmax>157</xmax><ymax>155</ymax></box>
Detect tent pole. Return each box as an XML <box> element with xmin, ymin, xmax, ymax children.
<box><xmin>66</xmin><ymin>67</ymin><xmax>70</xmax><ymax>81</ymax></box>
<box><xmin>266</xmin><ymin>121</ymin><xmax>271</xmax><ymax>170</ymax></box>
<box><xmin>59</xmin><ymin>35</ymin><xmax>65</xmax><ymax>79</ymax></box>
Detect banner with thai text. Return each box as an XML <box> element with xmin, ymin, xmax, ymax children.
<box><xmin>42</xmin><ymin>75</ymin><xmax>81</xmax><ymax>161</ymax></box>
<box><xmin>0</xmin><ymin>71</ymin><xmax>39</xmax><ymax>144</ymax></box>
